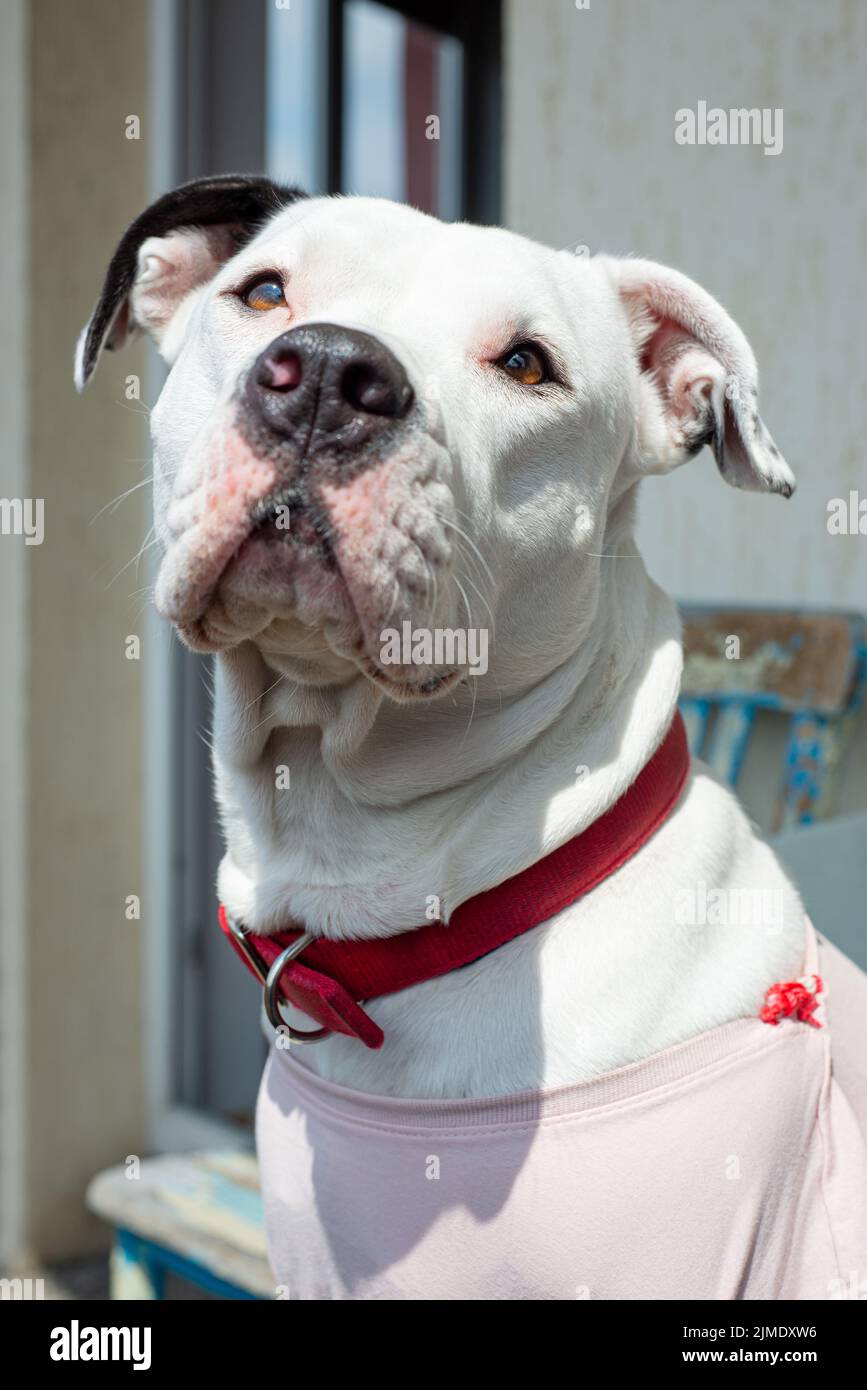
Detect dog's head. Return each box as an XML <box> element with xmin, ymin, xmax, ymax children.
<box><xmin>77</xmin><ymin>174</ymin><xmax>794</xmax><ymax>701</ymax></box>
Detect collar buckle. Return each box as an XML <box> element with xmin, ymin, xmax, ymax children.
<box><xmin>224</xmin><ymin>915</ymin><xmax>332</xmax><ymax>1044</ymax></box>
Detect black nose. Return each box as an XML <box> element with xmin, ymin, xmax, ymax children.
<box><xmin>246</xmin><ymin>323</ymin><xmax>414</xmax><ymax>454</ymax></box>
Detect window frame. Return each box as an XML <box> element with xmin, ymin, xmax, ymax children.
<box><xmin>146</xmin><ymin>0</ymin><xmax>502</xmax><ymax>1150</ymax></box>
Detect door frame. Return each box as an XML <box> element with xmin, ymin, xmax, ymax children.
<box><xmin>144</xmin><ymin>0</ymin><xmax>501</xmax><ymax>1150</ymax></box>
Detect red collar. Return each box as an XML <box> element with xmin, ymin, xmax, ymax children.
<box><xmin>219</xmin><ymin>712</ymin><xmax>690</xmax><ymax>1050</ymax></box>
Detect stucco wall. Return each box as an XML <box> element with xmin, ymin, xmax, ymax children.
<box><xmin>504</xmin><ymin>0</ymin><xmax>867</xmax><ymax>819</ymax></box>
<box><xmin>22</xmin><ymin>0</ymin><xmax>150</xmax><ymax>1259</ymax></box>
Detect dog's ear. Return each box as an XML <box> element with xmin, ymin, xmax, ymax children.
<box><xmin>74</xmin><ymin>173</ymin><xmax>307</xmax><ymax>391</ymax></box>
<box><xmin>601</xmin><ymin>256</ymin><xmax>795</xmax><ymax>497</ymax></box>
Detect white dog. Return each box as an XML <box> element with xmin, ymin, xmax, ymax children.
<box><xmin>78</xmin><ymin>176</ymin><xmax>867</xmax><ymax>1300</ymax></box>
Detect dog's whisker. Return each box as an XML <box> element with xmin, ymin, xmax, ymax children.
<box><xmin>411</xmin><ymin>535</ymin><xmax>439</xmax><ymax>628</ymax></box>
<box><xmin>132</xmin><ymin>526</ymin><xmax>158</xmax><ymax>580</ymax></box>
<box><xmin>383</xmin><ymin>576</ymin><xmax>400</xmax><ymax>627</ymax></box>
<box><xmin>453</xmin><ymin>554</ymin><xmax>496</xmax><ymax>638</ymax></box>
<box><xmin>453</xmin><ymin>574</ymin><xmax>474</xmax><ymax>632</ymax></box>
<box><xmin>428</xmin><ymin>563</ymin><xmax>439</xmax><ymax>628</ymax></box>
<box><xmin>246</xmin><ymin>684</ymin><xmax>300</xmax><ymax>735</ymax></box>
<box><xmin>435</xmin><ymin>514</ymin><xmax>496</xmax><ymax>588</ymax></box>
<box><xmin>421</xmin><ymin>549</ymin><xmax>434</xmax><ymax>626</ymax></box>
<box><xmin>450</xmin><ymin>569</ymin><xmax>490</xmax><ymax>745</ymax></box>
<box><xmin>102</xmin><ymin>531</ymin><xmax>159</xmax><ymax>591</ymax></box>
<box><xmin>240</xmin><ymin>670</ymin><xmax>287</xmax><ymax>715</ymax></box>
<box><xmin>90</xmin><ymin>475</ymin><xmax>155</xmax><ymax>524</ymax></box>
<box><xmin>428</xmin><ymin>513</ymin><xmax>497</xmax><ymax>643</ymax></box>
<box><xmin>458</xmin><ymin>672</ymin><xmax>480</xmax><ymax>749</ymax></box>
<box><xmin>113</xmin><ymin>396</ymin><xmax>153</xmax><ymax>417</ymax></box>
<box><xmin>128</xmin><ymin>584</ymin><xmax>155</xmax><ymax>617</ymax></box>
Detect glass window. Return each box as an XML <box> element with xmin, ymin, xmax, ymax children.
<box><xmin>343</xmin><ymin>0</ymin><xmax>463</xmax><ymax>217</ymax></box>
<box><xmin>266</xmin><ymin>0</ymin><xmax>330</xmax><ymax>193</ymax></box>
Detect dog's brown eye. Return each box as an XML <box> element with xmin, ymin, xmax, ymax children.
<box><xmin>242</xmin><ymin>277</ymin><xmax>286</xmax><ymax>312</ymax></box>
<box><xmin>498</xmin><ymin>344</ymin><xmax>548</xmax><ymax>386</ymax></box>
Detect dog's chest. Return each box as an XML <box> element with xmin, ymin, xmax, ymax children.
<box><xmin>284</xmin><ymin>769</ymin><xmax>806</xmax><ymax>1099</ymax></box>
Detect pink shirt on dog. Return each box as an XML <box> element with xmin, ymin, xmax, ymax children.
<box><xmin>256</xmin><ymin>930</ymin><xmax>867</xmax><ymax>1300</ymax></box>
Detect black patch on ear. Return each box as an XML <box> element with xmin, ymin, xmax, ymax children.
<box><xmin>681</xmin><ymin>385</ymin><xmax>720</xmax><ymax>459</ymax></box>
<box><xmin>76</xmin><ymin>173</ymin><xmax>307</xmax><ymax>389</ymax></box>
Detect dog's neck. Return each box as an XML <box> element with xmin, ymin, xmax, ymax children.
<box><xmin>214</xmin><ymin>553</ymin><xmax>683</xmax><ymax>939</ymax></box>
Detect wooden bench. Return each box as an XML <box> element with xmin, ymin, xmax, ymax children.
<box><xmin>86</xmin><ymin>1151</ymin><xmax>273</xmax><ymax>1300</ymax></box>
<box><xmin>680</xmin><ymin>606</ymin><xmax>867</xmax><ymax>827</ymax></box>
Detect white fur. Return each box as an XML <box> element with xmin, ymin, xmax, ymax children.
<box><xmin>97</xmin><ymin>195</ymin><xmax>805</xmax><ymax>1098</ymax></box>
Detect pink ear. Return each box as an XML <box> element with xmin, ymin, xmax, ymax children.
<box><xmin>603</xmin><ymin>256</ymin><xmax>795</xmax><ymax>497</ymax></box>
<box><xmin>122</xmin><ymin>225</ymin><xmax>242</xmax><ymax>348</ymax></box>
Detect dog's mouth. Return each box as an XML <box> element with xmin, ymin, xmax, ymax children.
<box><xmin>157</xmin><ymin>434</ymin><xmax>468</xmax><ymax>699</ymax></box>
<box><xmin>169</xmin><ymin>484</ymin><xmax>356</xmax><ymax>653</ymax></box>
<box><xmin>248</xmin><ymin>485</ymin><xmax>333</xmax><ymax>556</ymax></box>
<box><xmin>357</xmin><ymin>656</ymin><xmax>465</xmax><ymax>702</ymax></box>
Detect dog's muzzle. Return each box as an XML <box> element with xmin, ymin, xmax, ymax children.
<box><xmin>243</xmin><ymin>323</ymin><xmax>415</xmax><ymax>465</ymax></box>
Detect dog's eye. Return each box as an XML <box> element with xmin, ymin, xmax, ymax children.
<box><xmin>497</xmin><ymin>343</ymin><xmax>548</xmax><ymax>386</ymax></box>
<box><xmin>241</xmin><ymin>277</ymin><xmax>286</xmax><ymax>312</ymax></box>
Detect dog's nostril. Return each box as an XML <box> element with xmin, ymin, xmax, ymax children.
<box><xmin>247</xmin><ymin>325</ymin><xmax>414</xmax><ymax>440</ymax></box>
<box><xmin>257</xmin><ymin>351</ymin><xmax>303</xmax><ymax>392</ymax></box>
<box><xmin>342</xmin><ymin>362</ymin><xmax>411</xmax><ymax>418</ymax></box>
